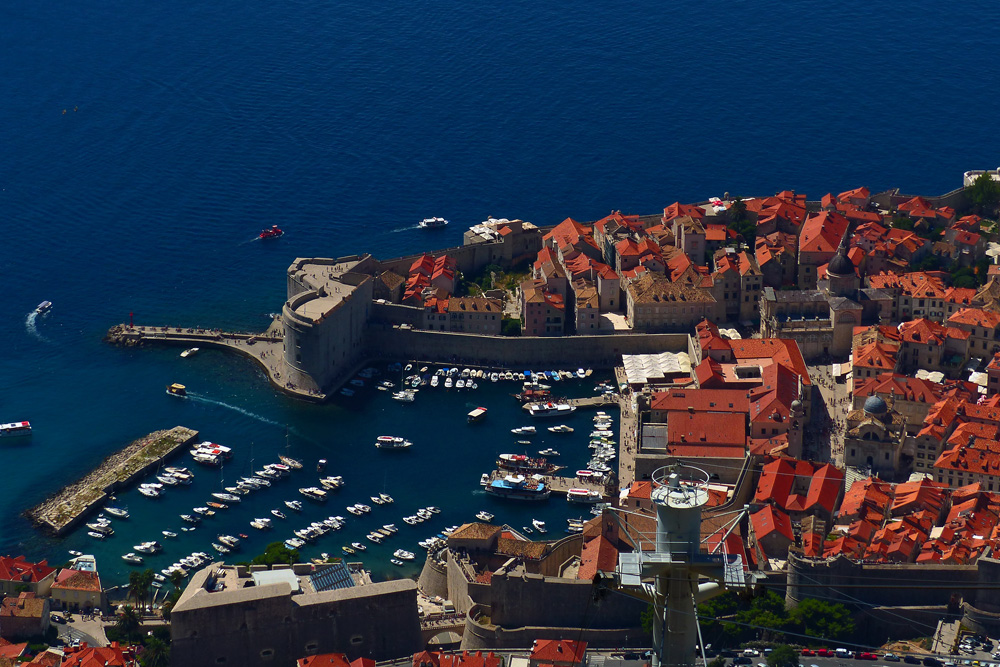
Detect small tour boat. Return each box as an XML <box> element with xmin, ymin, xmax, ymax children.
<box><xmin>467</xmin><ymin>407</ymin><xmax>488</xmax><ymax>423</ymax></box>
<box><xmin>259</xmin><ymin>225</ymin><xmax>284</xmax><ymax>239</ymax></box>
<box><xmin>419</xmin><ymin>217</ymin><xmax>449</xmax><ymax>229</ymax></box>
<box><xmin>180</xmin><ymin>347</ymin><xmax>199</xmax><ymax>358</ymax></box>
<box><xmin>375</xmin><ymin>435</ymin><xmax>412</xmax><ymax>450</ymax></box>
<box><xmin>166</xmin><ymin>383</ymin><xmax>187</xmax><ymax>397</ymax></box>
<box><xmin>35</xmin><ymin>300</ymin><xmax>53</xmax><ymax>314</ymax></box>
<box><xmin>547</xmin><ymin>425</ymin><xmax>573</xmax><ymax>434</ymax></box>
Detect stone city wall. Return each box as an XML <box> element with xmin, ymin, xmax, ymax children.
<box><xmin>461</xmin><ymin>604</ymin><xmax>649</xmax><ymax>651</ymax></box>
<box><xmin>363</xmin><ymin>328</ymin><xmax>690</xmax><ymax>368</ymax></box>
<box><xmin>786</xmin><ymin>551</ymin><xmax>977</xmax><ymax>609</ymax></box>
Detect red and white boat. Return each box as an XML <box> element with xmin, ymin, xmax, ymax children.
<box><xmin>259</xmin><ymin>225</ymin><xmax>284</xmax><ymax>239</ymax></box>
<box><xmin>566</xmin><ymin>488</ymin><xmax>603</xmax><ymax>503</ymax></box>
<box><xmin>0</xmin><ymin>421</ymin><xmax>31</xmax><ymax>438</ymax></box>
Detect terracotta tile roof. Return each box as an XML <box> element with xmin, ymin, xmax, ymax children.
<box><xmin>898</xmin><ymin>318</ymin><xmax>948</xmax><ymax>345</ymax></box>
<box><xmin>496</xmin><ymin>537</ymin><xmax>548</xmax><ymax>560</ymax></box>
<box><xmin>0</xmin><ymin>643</ymin><xmax>25</xmax><ymax>661</ymax></box>
<box><xmin>0</xmin><ymin>556</ymin><xmax>54</xmax><ymax>584</ymax></box>
<box><xmin>448</xmin><ymin>523</ymin><xmax>501</xmax><ymax>541</ymax></box>
<box><xmin>727</xmin><ymin>338</ymin><xmax>811</xmax><ymax>385</ymax></box>
<box><xmin>839</xmin><ymin>477</ymin><xmax>893</xmax><ymax>523</ymax></box>
<box><xmin>577</xmin><ymin>535</ymin><xmax>618</xmax><ymax>581</ymax></box>
<box><xmin>61</xmin><ymin>643</ymin><xmax>138</xmax><ymax>667</ymax></box>
<box><xmin>628</xmin><ymin>481</ymin><xmax>652</xmax><ymax>500</ymax></box>
<box><xmin>52</xmin><ymin>569</ymin><xmax>101</xmax><ymax>592</ymax></box>
<box><xmin>650</xmin><ymin>389</ymin><xmax>750</xmax><ymax>413</ymax></box>
<box><xmin>944</xmin><ymin>287</ymin><xmax>978</xmax><ymax>306</ymax></box>
<box><xmin>805</xmin><ymin>464</ymin><xmax>844</xmax><ymax>514</ymax></box>
<box><xmin>666</xmin><ymin>411</ymin><xmax>746</xmax><ymax>448</ymax></box>
<box><xmin>301</xmin><ymin>653</ymin><xmax>352</xmax><ymax>667</ymax></box>
<box><xmin>838</xmin><ymin>186</ymin><xmax>870</xmax><ymax>202</ymax></box>
<box><xmin>751</xmin><ymin>505</ymin><xmax>794</xmax><ymax>542</ymax></box>
<box><xmin>627</xmin><ymin>273</ymin><xmax>715</xmax><ymax>304</ymax></box>
<box><xmin>755</xmin><ymin>458</ymin><xmax>795</xmax><ymax>505</ymax></box>
<box><xmin>0</xmin><ymin>593</ymin><xmax>46</xmax><ymax>620</ymax></box>
<box><xmin>530</xmin><ymin>640</ymin><xmax>588</xmax><ymax>665</ymax></box>
<box><xmin>853</xmin><ymin>341</ymin><xmax>899</xmax><ymax>370</ymax></box>
<box><xmin>799</xmin><ymin>211</ymin><xmax>849</xmax><ymax>255</ymax></box>
<box><xmin>663</xmin><ymin>201</ymin><xmax>705</xmax><ymax>223</ymax></box>
<box><xmin>949</xmin><ymin>307</ymin><xmax>1000</xmax><ymax>329</ymax></box>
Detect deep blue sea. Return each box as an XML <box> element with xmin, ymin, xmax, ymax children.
<box><xmin>2</xmin><ymin>0</ymin><xmax>999</xmax><ymax>588</ymax></box>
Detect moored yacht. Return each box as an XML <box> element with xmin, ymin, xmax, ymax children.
<box><xmin>375</xmin><ymin>435</ymin><xmax>412</xmax><ymax>450</ymax></box>
<box><xmin>523</xmin><ymin>402</ymin><xmax>576</xmax><ymax>418</ymax></box>
<box><xmin>0</xmin><ymin>421</ymin><xmax>32</xmax><ymax>439</ymax></box>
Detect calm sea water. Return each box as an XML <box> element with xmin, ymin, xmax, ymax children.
<box><xmin>2</xmin><ymin>0</ymin><xmax>998</xmax><ymax>586</ymax></box>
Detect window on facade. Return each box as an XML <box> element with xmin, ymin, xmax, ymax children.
<box><xmin>851</xmin><ymin>448</ymin><xmax>856</xmax><ymax>457</ymax></box>
<box><xmin>350</xmin><ymin>636</ymin><xmax>364</xmax><ymax>646</ymax></box>
<box><xmin>260</xmin><ymin>649</ymin><xmax>275</xmax><ymax>660</ymax></box>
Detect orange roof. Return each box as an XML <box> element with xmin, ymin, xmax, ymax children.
<box><xmin>950</xmin><ymin>308</ymin><xmax>1000</xmax><ymax>329</ymax></box>
<box><xmin>61</xmin><ymin>643</ymin><xmax>136</xmax><ymax>667</ymax></box>
<box><xmin>666</xmin><ymin>411</ymin><xmax>746</xmax><ymax>448</ymax></box>
<box><xmin>0</xmin><ymin>556</ymin><xmax>54</xmax><ymax>583</ymax></box>
<box><xmin>651</xmin><ymin>388</ymin><xmax>750</xmax><ymax>413</ymax></box>
<box><xmin>727</xmin><ymin>338</ymin><xmax>812</xmax><ymax>385</ymax></box>
<box><xmin>628</xmin><ymin>481</ymin><xmax>652</xmax><ymax>500</ymax></box>
<box><xmin>52</xmin><ymin>569</ymin><xmax>101</xmax><ymax>592</ymax></box>
<box><xmin>799</xmin><ymin>211</ymin><xmax>849</xmax><ymax>255</ymax></box>
<box><xmin>853</xmin><ymin>341</ymin><xmax>899</xmax><ymax>370</ymax></box>
<box><xmin>578</xmin><ymin>535</ymin><xmax>618</xmax><ymax>581</ymax></box>
<box><xmin>751</xmin><ymin>505</ymin><xmax>794</xmax><ymax>542</ymax></box>
<box><xmin>531</xmin><ymin>640</ymin><xmax>588</xmax><ymax>665</ymax></box>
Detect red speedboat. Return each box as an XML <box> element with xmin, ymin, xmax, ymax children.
<box><xmin>259</xmin><ymin>225</ymin><xmax>284</xmax><ymax>239</ymax></box>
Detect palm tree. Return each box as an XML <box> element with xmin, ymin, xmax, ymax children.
<box><xmin>169</xmin><ymin>569</ymin><xmax>185</xmax><ymax>590</ymax></box>
<box><xmin>115</xmin><ymin>604</ymin><xmax>141</xmax><ymax>644</ymax></box>
<box><xmin>139</xmin><ymin>635</ymin><xmax>170</xmax><ymax>667</ymax></box>
<box><xmin>139</xmin><ymin>569</ymin><xmax>155</xmax><ymax>611</ymax></box>
<box><xmin>128</xmin><ymin>571</ymin><xmax>144</xmax><ymax>609</ymax></box>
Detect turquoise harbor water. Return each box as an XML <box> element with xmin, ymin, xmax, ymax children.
<box><xmin>2</xmin><ymin>0</ymin><xmax>1000</xmax><ymax>587</ymax></box>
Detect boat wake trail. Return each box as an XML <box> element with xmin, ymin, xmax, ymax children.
<box><xmin>389</xmin><ymin>224</ymin><xmax>420</xmax><ymax>233</ymax></box>
<box><xmin>25</xmin><ymin>312</ymin><xmax>50</xmax><ymax>343</ymax></box>
<box><xmin>238</xmin><ymin>237</ymin><xmax>262</xmax><ymax>246</ymax></box>
<box><xmin>188</xmin><ymin>394</ymin><xmax>283</xmax><ymax>427</ymax></box>
<box><xmin>187</xmin><ymin>394</ymin><xmax>317</xmax><ymax>443</ymax></box>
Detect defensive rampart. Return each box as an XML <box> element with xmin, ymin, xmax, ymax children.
<box><xmin>363</xmin><ymin>328</ymin><xmax>690</xmax><ymax>368</ymax></box>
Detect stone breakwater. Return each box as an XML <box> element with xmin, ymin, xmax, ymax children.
<box><xmin>24</xmin><ymin>426</ymin><xmax>199</xmax><ymax>535</ymax></box>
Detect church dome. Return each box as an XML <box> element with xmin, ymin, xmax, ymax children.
<box><xmin>791</xmin><ymin>399</ymin><xmax>803</xmax><ymax>412</ymax></box>
<box><xmin>827</xmin><ymin>248</ymin><xmax>854</xmax><ymax>277</ymax></box>
<box><xmin>863</xmin><ymin>394</ymin><xmax>888</xmax><ymax>415</ymax></box>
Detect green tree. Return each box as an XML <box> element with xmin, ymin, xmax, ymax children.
<box><xmin>115</xmin><ymin>605</ymin><xmax>142</xmax><ymax>644</ymax></box>
<box><xmin>251</xmin><ymin>542</ymin><xmax>299</xmax><ymax>567</ymax></box>
<box><xmin>736</xmin><ymin>591</ymin><xmax>791</xmax><ymax>642</ymax></box>
<box><xmin>140</xmin><ymin>568</ymin><xmax>155</xmax><ymax>611</ymax></box>
<box><xmin>891</xmin><ymin>217</ymin><xmax>914</xmax><ymax>231</ymax></box>
<box><xmin>128</xmin><ymin>571</ymin><xmax>145</xmax><ymax>609</ymax></box>
<box><xmin>967</xmin><ymin>172</ymin><xmax>1000</xmax><ymax>216</ymax></box>
<box><xmin>169</xmin><ymin>569</ymin><xmax>185</xmax><ymax>589</ymax></box>
<box><xmin>789</xmin><ymin>597</ymin><xmax>854</xmax><ymax>642</ymax></box>
<box><xmin>767</xmin><ymin>644</ymin><xmax>799</xmax><ymax>667</ymax></box>
<box><xmin>139</xmin><ymin>635</ymin><xmax>170</xmax><ymax>667</ymax></box>
<box><xmin>707</xmin><ymin>657</ymin><xmax>726</xmax><ymax>667</ymax></box>
<box><xmin>501</xmin><ymin>318</ymin><xmax>521</xmax><ymax>337</ymax></box>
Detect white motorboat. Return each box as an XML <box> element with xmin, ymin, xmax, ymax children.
<box><xmin>419</xmin><ymin>217</ymin><xmax>449</xmax><ymax>229</ymax></box>
<box><xmin>567</xmin><ymin>488</ymin><xmax>603</xmax><ymax>503</ymax></box>
<box><xmin>180</xmin><ymin>347</ymin><xmax>200</xmax><ymax>358</ymax></box>
<box><xmin>430</xmin><ymin>375</ymin><xmax>439</xmax><ymax>387</ymax></box>
<box><xmin>511</xmin><ymin>426</ymin><xmax>536</xmax><ymax>435</ymax></box>
<box><xmin>523</xmin><ymin>402</ymin><xmax>576</xmax><ymax>418</ymax></box>
<box><xmin>271</xmin><ymin>509</ymin><xmax>287</xmax><ymax>519</ymax></box>
<box><xmin>105</xmin><ymin>506</ymin><xmax>129</xmax><ymax>519</ymax></box>
<box><xmin>35</xmin><ymin>300</ymin><xmax>52</xmax><ymax>314</ymax></box>
<box><xmin>212</xmin><ymin>492</ymin><xmax>241</xmax><ymax>503</ymax></box>
<box><xmin>285</xmin><ymin>500</ymin><xmax>303</xmax><ymax>511</ymax></box>
<box><xmin>162</xmin><ymin>530</ymin><xmax>177</xmax><ymax>538</ymax></box>
<box><xmin>538</xmin><ymin>448</ymin><xmax>560</xmax><ymax>456</ymax></box>
<box><xmin>122</xmin><ymin>553</ymin><xmax>143</xmax><ymax>565</ymax></box>
<box><xmin>299</xmin><ymin>487</ymin><xmax>328</xmax><ymax>501</ymax></box>
<box><xmin>532</xmin><ymin>519</ymin><xmax>547</xmax><ymax>533</ymax></box>
<box><xmin>456</xmin><ymin>379</ymin><xmax>466</xmax><ymax>389</ymax></box>
<box><xmin>547</xmin><ymin>425</ymin><xmax>574</xmax><ymax>434</ymax></box>
<box><xmin>393</xmin><ymin>549</ymin><xmax>416</xmax><ymax>560</ymax></box>
<box><xmin>475</xmin><ymin>511</ymin><xmax>494</xmax><ymax>522</ymax></box>
<box><xmin>390</xmin><ymin>558</ymin><xmax>404</xmax><ymax>566</ymax></box>
<box><xmin>444</xmin><ymin>377</ymin><xmax>453</xmax><ymax>388</ymax></box>
<box><xmin>380</xmin><ymin>493</ymin><xmax>394</xmax><ymax>503</ymax></box>
<box><xmin>351</xmin><ymin>541</ymin><xmax>367</xmax><ymax>551</ymax></box>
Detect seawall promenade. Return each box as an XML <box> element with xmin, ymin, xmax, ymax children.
<box><xmin>25</xmin><ymin>426</ymin><xmax>199</xmax><ymax>535</ymax></box>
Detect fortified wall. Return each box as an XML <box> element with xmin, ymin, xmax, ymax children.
<box><xmin>363</xmin><ymin>328</ymin><xmax>690</xmax><ymax>368</ymax></box>
<box><xmin>786</xmin><ymin>551</ymin><xmax>977</xmax><ymax>609</ymax></box>
<box><xmin>171</xmin><ymin>564</ymin><xmax>420</xmax><ymax>667</ymax></box>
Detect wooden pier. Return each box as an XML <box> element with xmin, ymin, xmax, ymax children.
<box><xmin>24</xmin><ymin>426</ymin><xmax>199</xmax><ymax>536</ymax></box>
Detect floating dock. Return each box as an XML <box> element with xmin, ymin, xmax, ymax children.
<box><xmin>24</xmin><ymin>426</ymin><xmax>199</xmax><ymax>536</ymax></box>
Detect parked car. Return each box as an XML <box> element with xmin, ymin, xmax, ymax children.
<box><xmin>884</xmin><ymin>654</ymin><xmax>901</xmax><ymax>662</ymax></box>
<box><xmin>904</xmin><ymin>657</ymin><xmax>921</xmax><ymax>665</ymax></box>
<box><xmin>924</xmin><ymin>658</ymin><xmax>943</xmax><ymax>667</ymax></box>
<box><xmin>817</xmin><ymin>650</ymin><xmax>835</xmax><ymax>657</ymax></box>
<box><xmin>50</xmin><ymin>613</ymin><xmax>66</xmax><ymax>624</ymax></box>
<box><xmin>801</xmin><ymin>649</ymin><xmax>815</xmax><ymax>657</ymax></box>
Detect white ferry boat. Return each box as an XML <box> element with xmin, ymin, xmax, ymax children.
<box><xmin>35</xmin><ymin>301</ymin><xmax>52</xmax><ymax>314</ymax></box>
<box><xmin>485</xmin><ymin>474</ymin><xmax>551</xmax><ymax>501</ymax></box>
<box><xmin>0</xmin><ymin>421</ymin><xmax>32</xmax><ymax>439</ymax></box>
<box><xmin>375</xmin><ymin>435</ymin><xmax>412</xmax><ymax>450</ymax></box>
<box><xmin>523</xmin><ymin>402</ymin><xmax>576</xmax><ymax>418</ymax></box>
<box><xmin>419</xmin><ymin>216</ymin><xmax>449</xmax><ymax>229</ymax></box>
